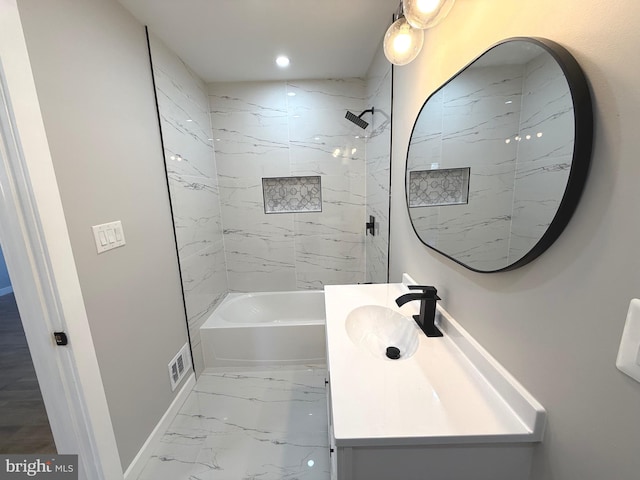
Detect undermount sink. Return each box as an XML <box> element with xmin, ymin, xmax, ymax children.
<box><xmin>345</xmin><ymin>305</ymin><xmax>419</xmax><ymax>360</ymax></box>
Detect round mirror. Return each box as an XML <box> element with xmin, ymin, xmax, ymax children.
<box><xmin>405</xmin><ymin>37</ymin><xmax>593</xmax><ymax>272</ymax></box>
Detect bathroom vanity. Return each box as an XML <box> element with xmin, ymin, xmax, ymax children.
<box><xmin>324</xmin><ymin>277</ymin><xmax>546</xmax><ymax>480</ymax></box>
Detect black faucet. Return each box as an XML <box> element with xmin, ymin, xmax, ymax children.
<box><xmin>395</xmin><ymin>285</ymin><xmax>442</xmax><ymax>337</ymax></box>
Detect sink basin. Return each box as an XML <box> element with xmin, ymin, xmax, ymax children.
<box><xmin>345</xmin><ymin>305</ymin><xmax>419</xmax><ymax>360</ymax></box>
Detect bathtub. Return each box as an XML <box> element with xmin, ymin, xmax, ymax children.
<box><xmin>200</xmin><ymin>290</ymin><xmax>326</xmax><ymax>369</ymax></box>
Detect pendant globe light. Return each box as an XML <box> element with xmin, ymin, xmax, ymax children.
<box><xmin>383</xmin><ymin>15</ymin><xmax>424</xmax><ymax>66</ymax></box>
<box><xmin>402</xmin><ymin>0</ymin><xmax>456</xmax><ymax>30</ymax></box>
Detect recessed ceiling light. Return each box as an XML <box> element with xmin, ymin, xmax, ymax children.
<box><xmin>287</xmin><ymin>92</ymin><xmax>296</xmax><ymax>97</ymax></box>
<box><xmin>276</xmin><ymin>56</ymin><xmax>290</xmax><ymax>68</ymax></box>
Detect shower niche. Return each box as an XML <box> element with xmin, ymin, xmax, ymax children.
<box><xmin>262</xmin><ymin>176</ymin><xmax>322</xmax><ymax>214</ymax></box>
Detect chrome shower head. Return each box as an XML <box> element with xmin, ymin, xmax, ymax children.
<box><xmin>345</xmin><ymin>108</ymin><xmax>374</xmax><ymax>129</ymax></box>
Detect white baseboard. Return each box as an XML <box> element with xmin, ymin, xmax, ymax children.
<box><xmin>123</xmin><ymin>372</ymin><xmax>196</xmax><ymax>480</ymax></box>
<box><xmin>0</xmin><ymin>286</ymin><xmax>14</xmax><ymax>296</ymax></box>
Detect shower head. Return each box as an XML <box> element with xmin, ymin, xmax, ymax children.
<box><xmin>345</xmin><ymin>108</ymin><xmax>374</xmax><ymax>129</ymax></box>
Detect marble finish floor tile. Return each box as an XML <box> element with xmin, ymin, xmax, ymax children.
<box><xmin>137</xmin><ymin>365</ymin><xmax>329</xmax><ymax>480</ymax></box>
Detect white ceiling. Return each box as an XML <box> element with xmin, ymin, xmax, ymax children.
<box><xmin>118</xmin><ymin>0</ymin><xmax>400</xmax><ymax>83</ymax></box>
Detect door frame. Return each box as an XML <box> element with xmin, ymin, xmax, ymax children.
<box><xmin>0</xmin><ymin>1</ymin><xmax>122</xmax><ymax>478</ymax></box>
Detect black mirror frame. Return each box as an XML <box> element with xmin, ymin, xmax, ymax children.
<box><xmin>405</xmin><ymin>37</ymin><xmax>593</xmax><ymax>273</ymax></box>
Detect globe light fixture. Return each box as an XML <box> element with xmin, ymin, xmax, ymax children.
<box><xmin>402</xmin><ymin>0</ymin><xmax>456</xmax><ymax>30</ymax></box>
<box><xmin>383</xmin><ymin>16</ymin><xmax>424</xmax><ymax>66</ymax></box>
<box><xmin>383</xmin><ymin>0</ymin><xmax>456</xmax><ymax>66</ymax></box>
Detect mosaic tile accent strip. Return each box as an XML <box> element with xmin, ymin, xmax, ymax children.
<box><xmin>409</xmin><ymin>167</ymin><xmax>470</xmax><ymax>207</ymax></box>
<box><xmin>263</xmin><ymin>176</ymin><xmax>322</xmax><ymax>213</ymax></box>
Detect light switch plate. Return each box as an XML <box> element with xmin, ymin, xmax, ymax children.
<box><xmin>616</xmin><ymin>299</ymin><xmax>640</xmax><ymax>383</ymax></box>
<box><xmin>92</xmin><ymin>221</ymin><xmax>126</xmax><ymax>254</ymax></box>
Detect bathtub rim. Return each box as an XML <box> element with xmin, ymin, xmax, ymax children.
<box><xmin>201</xmin><ymin>290</ymin><xmax>326</xmax><ymax>329</ymax></box>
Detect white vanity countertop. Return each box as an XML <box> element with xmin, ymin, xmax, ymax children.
<box><xmin>324</xmin><ymin>281</ymin><xmax>546</xmax><ymax>447</ymax></box>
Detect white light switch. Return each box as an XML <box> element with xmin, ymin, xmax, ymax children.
<box><xmin>92</xmin><ymin>221</ymin><xmax>126</xmax><ymax>254</ymax></box>
<box><xmin>616</xmin><ymin>299</ymin><xmax>640</xmax><ymax>383</ymax></box>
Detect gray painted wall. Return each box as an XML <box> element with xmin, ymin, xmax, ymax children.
<box><xmin>18</xmin><ymin>0</ymin><xmax>189</xmax><ymax>470</ymax></box>
<box><xmin>390</xmin><ymin>0</ymin><xmax>640</xmax><ymax>478</ymax></box>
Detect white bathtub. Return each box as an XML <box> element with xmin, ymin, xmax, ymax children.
<box><xmin>200</xmin><ymin>291</ymin><xmax>326</xmax><ymax>369</ymax></box>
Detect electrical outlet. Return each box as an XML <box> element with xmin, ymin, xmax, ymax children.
<box><xmin>616</xmin><ymin>299</ymin><xmax>640</xmax><ymax>383</ymax></box>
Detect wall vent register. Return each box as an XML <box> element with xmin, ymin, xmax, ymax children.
<box><xmin>168</xmin><ymin>343</ymin><xmax>191</xmax><ymax>391</ymax></box>
<box><xmin>262</xmin><ymin>176</ymin><xmax>322</xmax><ymax>214</ymax></box>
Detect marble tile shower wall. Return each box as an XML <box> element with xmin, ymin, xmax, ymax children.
<box><xmin>148</xmin><ymin>35</ymin><xmax>228</xmax><ymax>375</ymax></box>
<box><xmin>407</xmin><ymin>56</ymin><xmax>572</xmax><ymax>269</ymax></box>
<box><xmin>439</xmin><ymin>65</ymin><xmax>524</xmax><ymax>268</ymax></box>
<box><xmin>407</xmin><ymin>65</ymin><xmax>523</xmax><ymax>269</ymax></box>
<box><xmin>364</xmin><ymin>43</ymin><xmax>392</xmax><ymax>284</ymax></box>
<box><xmin>209</xmin><ymin>80</ymin><xmax>367</xmax><ymax>291</ymax></box>
<box><xmin>508</xmin><ymin>52</ymin><xmax>573</xmax><ymax>262</ymax></box>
